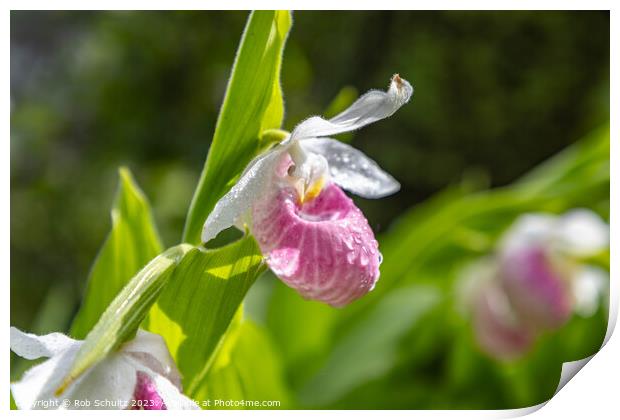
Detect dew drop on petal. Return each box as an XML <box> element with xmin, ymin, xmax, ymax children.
<box><xmin>360</xmin><ymin>251</ymin><xmax>370</xmax><ymax>267</ymax></box>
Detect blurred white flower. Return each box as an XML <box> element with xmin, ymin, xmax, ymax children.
<box><xmin>498</xmin><ymin>209</ymin><xmax>609</xmax><ymax>328</ymax></box>
<box><xmin>460</xmin><ymin>209</ymin><xmax>609</xmax><ymax>360</ymax></box>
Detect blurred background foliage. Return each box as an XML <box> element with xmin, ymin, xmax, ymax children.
<box><xmin>11</xmin><ymin>10</ymin><xmax>609</xmax><ymax>409</ymax></box>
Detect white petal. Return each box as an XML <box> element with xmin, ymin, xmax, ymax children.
<box><xmin>122</xmin><ymin>329</ymin><xmax>181</xmax><ymax>389</ymax></box>
<box><xmin>290</xmin><ymin>75</ymin><xmax>413</xmax><ymax>141</ymax></box>
<box><xmin>499</xmin><ymin>213</ymin><xmax>558</xmax><ymax>255</ymax></box>
<box><xmin>11</xmin><ymin>341</ymin><xmax>81</xmax><ymax>409</ymax></box>
<box><xmin>572</xmin><ymin>265</ymin><xmax>608</xmax><ymax>317</ymax></box>
<box><xmin>10</xmin><ymin>327</ymin><xmax>78</xmax><ymax>360</ymax></box>
<box><xmin>66</xmin><ymin>354</ymin><xmax>138</xmax><ymax>410</ymax></box>
<box><xmin>555</xmin><ymin>209</ymin><xmax>609</xmax><ymax>257</ymax></box>
<box><xmin>201</xmin><ymin>147</ymin><xmax>284</xmax><ymax>243</ymax></box>
<box><xmin>301</xmin><ymin>137</ymin><xmax>400</xmax><ymax>198</ymax></box>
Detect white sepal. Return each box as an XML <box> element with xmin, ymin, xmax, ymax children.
<box><xmin>290</xmin><ymin>75</ymin><xmax>413</xmax><ymax>141</ymax></box>
<box><xmin>571</xmin><ymin>265</ymin><xmax>608</xmax><ymax>317</ymax></box>
<box><xmin>498</xmin><ymin>213</ymin><xmax>557</xmax><ymax>255</ymax></box>
<box><xmin>201</xmin><ymin>147</ymin><xmax>284</xmax><ymax>243</ymax></box>
<box><xmin>10</xmin><ymin>338</ymin><xmax>81</xmax><ymax>410</ymax></box>
<box><xmin>10</xmin><ymin>327</ymin><xmax>77</xmax><ymax>360</ymax></box>
<box><xmin>555</xmin><ymin>209</ymin><xmax>610</xmax><ymax>257</ymax></box>
<box><xmin>302</xmin><ymin>137</ymin><xmax>400</xmax><ymax>198</ymax></box>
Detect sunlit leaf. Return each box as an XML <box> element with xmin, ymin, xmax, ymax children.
<box><xmin>144</xmin><ymin>235</ymin><xmax>265</xmax><ymax>395</ymax></box>
<box><xmin>183</xmin><ymin>10</ymin><xmax>292</xmax><ymax>244</ymax></box>
<box><xmin>71</xmin><ymin>167</ymin><xmax>163</xmax><ymax>338</ymax></box>
<box><xmin>191</xmin><ymin>319</ymin><xmax>290</xmax><ymax>409</ymax></box>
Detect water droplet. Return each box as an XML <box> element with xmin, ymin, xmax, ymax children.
<box><xmin>377</xmin><ymin>252</ymin><xmax>384</xmax><ymax>264</ymax></box>
<box><xmin>360</xmin><ymin>252</ymin><xmax>369</xmax><ymax>267</ymax></box>
<box><xmin>347</xmin><ymin>251</ymin><xmax>357</xmax><ymax>264</ymax></box>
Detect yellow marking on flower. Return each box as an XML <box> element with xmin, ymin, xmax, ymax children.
<box><xmin>300</xmin><ymin>176</ymin><xmax>326</xmax><ymax>204</ymax></box>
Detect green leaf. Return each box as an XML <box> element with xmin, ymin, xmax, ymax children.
<box><xmin>266</xmin><ymin>277</ymin><xmax>338</xmax><ymax>388</ymax></box>
<box><xmin>298</xmin><ymin>285</ymin><xmax>440</xmax><ymax>407</ymax></box>
<box><xmin>183</xmin><ymin>10</ymin><xmax>292</xmax><ymax>245</ymax></box>
<box><xmin>58</xmin><ymin>244</ymin><xmax>191</xmax><ymax>395</ymax></box>
<box><xmin>144</xmin><ymin>235</ymin><xmax>266</xmax><ymax>395</ymax></box>
<box><xmin>191</xmin><ymin>319</ymin><xmax>291</xmax><ymax>409</ymax></box>
<box><xmin>71</xmin><ymin>167</ymin><xmax>163</xmax><ymax>338</ymax></box>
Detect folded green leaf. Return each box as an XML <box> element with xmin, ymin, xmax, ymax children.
<box><xmin>57</xmin><ymin>244</ymin><xmax>191</xmax><ymax>394</ymax></box>
<box><xmin>144</xmin><ymin>235</ymin><xmax>265</xmax><ymax>395</ymax></box>
<box><xmin>71</xmin><ymin>167</ymin><xmax>163</xmax><ymax>338</ymax></box>
<box><xmin>183</xmin><ymin>10</ymin><xmax>292</xmax><ymax>245</ymax></box>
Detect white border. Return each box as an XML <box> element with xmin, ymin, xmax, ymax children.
<box><xmin>0</xmin><ymin>0</ymin><xmax>617</xmax><ymax>10</ymax></box>
<box><xmin>4</xmin><ymin>3</ymin><xmax>616</xmax><ymax>419</ymax></box>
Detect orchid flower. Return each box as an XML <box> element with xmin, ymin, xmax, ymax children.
<box><xmin>497</xmin><ymin>209</ymin><xmax>609</xmax><ymax>330</ymax></box>
<box><xmin>459</xmin><ymin>209</ymin><xmax>609</xmax><ymax>360</ymax></box>
<box><xmin>10</xmin><ymin>327</ymin><xmax>198</xmax><ymax>410</ymax></box>
<box><xmin>202</xmin><ymin>75</ymin><xmax>413</xmax><ymax>306</ymax></box>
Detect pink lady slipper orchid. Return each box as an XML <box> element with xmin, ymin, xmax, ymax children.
<box><xmin>10</xmin><ymin>327</ymin><xmax>198</xmax><ymax>410</ymax></box>
<box><xmin>497</xmin><ymin>209</ymin><xmax>609</xmax><ymax>331</ymax></box>
<box><xmin>459</xmin><ymin>209</ymin><xmax>609</xmax><ymax>360</ymax></box>
<box><xmin>202</xmin><ymin>75</ymin><xmax>413</xmax><ymax>306</ymax></box>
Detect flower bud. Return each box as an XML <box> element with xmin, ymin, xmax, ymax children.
<box><xmin>498</xmin><ymin>246</ymin><xmax>572</xmax><ymax>331</ymax></box>
<box><xmin>473</xmin><ymin>283</ymin><xmax>534</xmax><ymax>360</ymax></box>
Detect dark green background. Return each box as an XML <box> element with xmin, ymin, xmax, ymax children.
<box><xmin>11</xmin><ymin>9</ymin><xmax>609</xmax><ymax>387</ymax></box>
